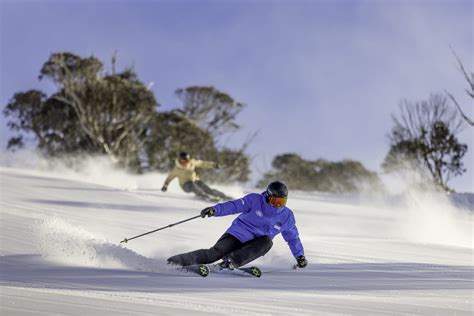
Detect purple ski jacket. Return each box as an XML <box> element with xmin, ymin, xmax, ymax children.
<box><xmin>213</xmin><ymin>192</ymin><xmax>305</xmax><ymax>258</ymax></box>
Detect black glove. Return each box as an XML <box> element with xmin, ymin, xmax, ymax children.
<box><xmin>200</xmin><ymin>207</ymin><xmax>215</xmax><ymax>218</ymax></box>
<box><xmin>161</xmin><ymin>185</ymin><xmax>167</xmax><ymax>192</ymax></box>
<box><xmin>296</xmin><ymin>255</ymin><xmax>307</xmax><ymax>268</ymax></box>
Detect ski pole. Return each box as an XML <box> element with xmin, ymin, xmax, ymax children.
<box><xmin>120</xmin><ymin>214</ymin><xmax>202</xmax><ymax>244</ymax></box>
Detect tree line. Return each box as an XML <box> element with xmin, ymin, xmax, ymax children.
<box><xmin>3</xmin><ymin>51</ymin><xmax>471</xmax><ymax>192</ymax></box>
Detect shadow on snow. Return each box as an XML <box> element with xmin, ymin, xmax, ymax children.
<box><xmin>1</xmin><ymin>254</ymin><xmax>472</xmax><ymax>293</ymax></box>
<box><xmin>26</xmin><ymin>198</ymin><xmax>182</xmax><ymax>212</ymax></box>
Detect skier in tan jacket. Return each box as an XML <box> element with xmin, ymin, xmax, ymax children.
<box><xmin>161</xmin><ymin>152</ymin><xmax>232</xmax><ymax>202</ymax></box>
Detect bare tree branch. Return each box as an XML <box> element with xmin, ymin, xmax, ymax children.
<box><xmin>446</xmin><ymin>46</ymin><xmax>473</xmax><ymax>127</ymax></box>
<box><xmin>446</xmin><ymin>91</ymin><xmax>474</xmax><ymax>126</ymax></box>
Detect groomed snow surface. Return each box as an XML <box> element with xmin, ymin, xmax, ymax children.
<box><xmin>0</xmin><ymin>156</ymin><xmax>473</xmax><ymax>315</ymax></box>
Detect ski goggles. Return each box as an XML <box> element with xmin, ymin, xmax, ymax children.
<box><xmin>268</xmin><ymin>195</ymin><xmax>287</xmax><ymax>208</ymax></box>
<box><xmin>178</xmin><ymin>158</ymin><xmax>190</xmax><ymax>165</ymax></box>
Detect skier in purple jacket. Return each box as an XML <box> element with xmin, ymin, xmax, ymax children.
<box><xmin>167</xmin><ymin>181</ymin><xmax>308</xmax><ymax>269</ymax></box>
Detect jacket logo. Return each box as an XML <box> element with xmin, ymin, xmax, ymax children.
<box><xmin>273</xmin><ymin>223</ymin><xmax>282</xmax><ymax>230</ymax></box>
<box><xmin>256</xmin><ymin>210</ymin><xmax>263</xmax><ymax>217</ymax></box>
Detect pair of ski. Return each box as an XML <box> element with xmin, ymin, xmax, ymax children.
<box><xmin>179</xmin><ymin>264</ymin><xmax>262</xmax><ymax>278</ymax></box>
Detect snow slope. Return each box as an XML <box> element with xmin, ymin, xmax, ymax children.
<box><xmin>0</xmin><ymin>162</ymin><xmax>473</xmax><ymax>315</ymax></box>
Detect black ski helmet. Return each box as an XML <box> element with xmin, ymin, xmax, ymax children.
<box><xmin>178</xmin><ymin>152</ymin><xmax>191</xmax><ymax>161</ymax></box>
<box><xmin>266</xmin><ymin>181</ymin><xmax>288</xmax><ymax>198</ymax></box>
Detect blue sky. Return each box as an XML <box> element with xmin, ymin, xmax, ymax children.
<box><xmin>1</xmin><ymin>0</ymin><xmax>472</xmax><ymax>191</ymax></box>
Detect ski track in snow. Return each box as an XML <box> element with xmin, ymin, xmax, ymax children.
<box><xmin>0</xmin><ymin>166</ymin><xmax>473</xmax><ymax>315</ymax></box>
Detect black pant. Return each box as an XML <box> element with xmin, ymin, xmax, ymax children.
<box><xmin>167</xmin><ymin>233</ymin><xmax>273</xmax><ymax>267</ymax></box>
<box><xmin>182</xmin><ymin>180</ymin><xmax>230</xmax><ymax>200</ymax></box>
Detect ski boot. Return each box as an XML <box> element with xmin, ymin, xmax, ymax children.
<box><xmin>218</xmin><ymin>257</ymin><xmax>236</xmax><ymax>270</ymax></box>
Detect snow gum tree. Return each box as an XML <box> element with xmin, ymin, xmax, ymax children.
<box><xmin>382</xmin><ymin>94</ymin><xmax>467</xmax><ymax>192</ymax></box>
<box><xmin>3</xmin><ymin>52</ymin><xmax>251</xmax><ymax>180</ymax></box>
<box><xmin>39</xmin><ymin>52</ymin><xmax>157</xmax><ymax>168</ymax></box>
<box><xmin>4</xmin><ymin>52</ymin><xmax>157</xmax><ymax>170</ymax></box>
<box><xmin>257</xmin><ymin>153</ymin><xmax>381</xmax><ymax>193</ymax></box>
<box><xmin>175</xmin><ymin>86</ymin><xmax>245</xmax><ymax>139</ymax></box>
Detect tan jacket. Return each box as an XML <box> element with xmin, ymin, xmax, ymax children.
<box><xmin>163</xmin><ymin>158</ymin><xmax>216</xmax><ymax>188</ymax></box>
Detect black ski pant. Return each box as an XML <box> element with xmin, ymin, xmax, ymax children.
<box><xmin>167</xmin><ymin>233</ymin><xmax>273</xmax><ymax>267</ymax></box>
<box><xmin>182</xmin><ymin>180</ymin><xmax>229</xmax><ymax>200</ymax></box>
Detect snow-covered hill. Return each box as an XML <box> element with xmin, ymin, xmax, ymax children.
<box><xmin>0</xmin><ymin>160</ymin><xmax>473</xmax><ymax>315</ymax></box>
